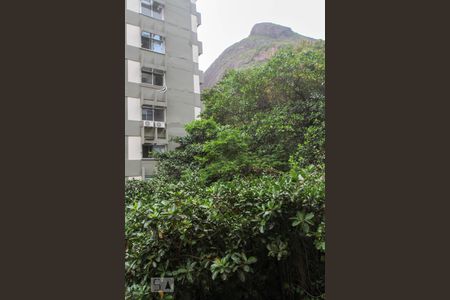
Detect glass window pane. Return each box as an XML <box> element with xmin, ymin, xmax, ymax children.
<box><xmin>151</xmin><ymin>40</ymin><xmax>165</xmax><ymax>53</ymax></box>
<box><xmin>153</xmin><ymin>73</ymin><xmax>164</xmax><ymax>86</ymax></box>
<box><xmin>151</xmin><ymin>34</ymin><xmax>162</xmax><ymax>41</ymax></box>
<box><xmin>142</xmin><ymin>71</ymin><xmax>153</xmax><ymax>84</ymax></box>
<box><xmin>154</xmin><ymin>108</ymin><xmax>164</xmax><ymax>121</ymax></box>
<box><xmin>157</xmin><ymin>128</ymin><xmax>166</xmax><ymax>139</ymax></box>
<box><xmin>142</xmin><ymin>108</ymin><xmax>154</xmax><ymax>120</ymax></box>
<box><xmin>142</xmin><ymin>144</ymin><xmax>151</xmax><ymax>158</ymax></box>
<box><xmin>152</xmin><ymin>2</ymin><xmax>164</xmax><ymax>20</ymax></box>
<box><xmin>141</xmin><ymin>36</ymin><xmax>150</xmax><ymax>49</ymax></box>
<box><xmin>153</xmin><ymin>145</ymin><xmax>166</xmax><ymax>153</ymax></box>
<box><xmin>141</xmin><ymin>2</ymin><xmax>152</xmax><ymax>16</ymax></box>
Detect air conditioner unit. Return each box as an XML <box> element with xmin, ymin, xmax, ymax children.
<box><xmin>143</xmin><ymin>120</ymin><xmax>154</xmax><ymax>127</ymax></box>
<box><xmin>155</xmin><ymin>121</ymin><xmax>165</xmax><ymax>128</ymax></box>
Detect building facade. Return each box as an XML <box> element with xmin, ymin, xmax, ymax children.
<box><xmin>125</xmin><ymin>0</ymin><xmax>203</xmax><ymax>180</ymax></box>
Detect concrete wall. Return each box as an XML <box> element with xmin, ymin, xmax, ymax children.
<box><xmin>125</xmin><ymin>0</ymin><xmax>203</xmax><ymax>179</ymax></box>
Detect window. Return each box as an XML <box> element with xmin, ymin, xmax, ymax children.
<box><xmin>141</xmin><ymin>0</ymin><xmax>164</xmax><ymax>20</ymax></box>
<box><xmin>144</xmin><ymin>127</ymin><xmax>155</xmax><ymax>141</ymax></box>
<box><xmin>142</xmin><ymin>107</ymin><xmax>154</xmax><ymax>121</ymax></box>
<box><xmin>142</xmin><ymin>144</ymin><xmax>152</xmax><ymax>158</ymax></box>
<box><xmin>153</xmin><ymin>145</ymin><xmax>166</xmax><ymax>153</ymax></box>
<box><xmin>154</xmin><ymin>108</ymin><xmax>164</xmax><ymax>121</ymax></box>
<box><xmin>141</xmin><ymin>67</ymin><xmax>165</xmax><ymax>86</ymax></box>
<box><xmin>141</xmin><ymin>0</ymin><xmax>152</xmax><ymax>16</ymax></box>
<box><xmin>141</xmin><ymin>32</ymin><xmax>151</xmax><ymax>50</ymax></box>
<box><xmin>142</xmin><ymin>144</ymin><xmax>166</xmax><ymax>158</ymax></box>
<box><xmin>141</xmin><ymin>69</ymin><xmax>152</xmax><ymax>84</ymax></box>
<box><xmin>142</xmin><ymin>106</ymin><xmax>165</xmax><ymax>121</ymax></box>
<box><xmin>153</xmin><ymin>70</ymin><xmax>164</xmax><ymax>86</ymax></box>
<box><xmin>141</xmin><ymin>31</ymin><xmax>165</xmax><ymax>54</ymax></box>
<box><xmin>157</xmin><ymin>128</ymin><xmax>166</xmax><ymax>139</ymax></box>
<box><xmin>152</xmin><ymin>1</ymin><xmax>164</xmax><ymax>19</ymax></box>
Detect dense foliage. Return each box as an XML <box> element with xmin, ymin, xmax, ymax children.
<box><xmin>125</xmin><ymin>42</ymin><xmax>325</xmax><ymax>300</ymax></box>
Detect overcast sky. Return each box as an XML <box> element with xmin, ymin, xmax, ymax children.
<box><xmin>196</xmin><ymin>0</ymin><xmax>325</xmax><ymax>71</ymax></box>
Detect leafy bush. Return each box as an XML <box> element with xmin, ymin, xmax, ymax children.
<box><xmin>126</xmin><ymin>164</ymin><xmax>324</xmax><ymax>300</ymax></box>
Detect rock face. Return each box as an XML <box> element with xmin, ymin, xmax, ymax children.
<box><xmin>203</xmin><ymin>23</ymin><xmax>317</xmax><ymax>90</ymax></box>
<box><xmin>250</xmin><ymin>22</ymin><xmax>296</xmax><ymax>39</ymax></box>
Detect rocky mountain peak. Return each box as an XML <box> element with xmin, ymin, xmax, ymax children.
<box><xmin>249</xmin><ymin>22</ymin><xmax>296</xmax><ymax>39</ymax></box>
<box><xmin>203</xmin><ymin>23</ymin><xmax>317</xmax><ymax>89</ymax></box>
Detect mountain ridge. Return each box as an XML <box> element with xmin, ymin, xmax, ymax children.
<box><xmin>203</xmin><ymin>22</ymin><xmax>318</xmax><ymax>89</ymax></box>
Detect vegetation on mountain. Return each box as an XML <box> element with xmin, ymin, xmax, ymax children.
<box><xmin>203</xmin><ymin>22</ymin><xmax>318</xmax><ymax>89</ymax></box>
<box><xmin>125</xmin><ymin>42</ymin><xmax>325</xmax><ymax>300</ymax></box>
